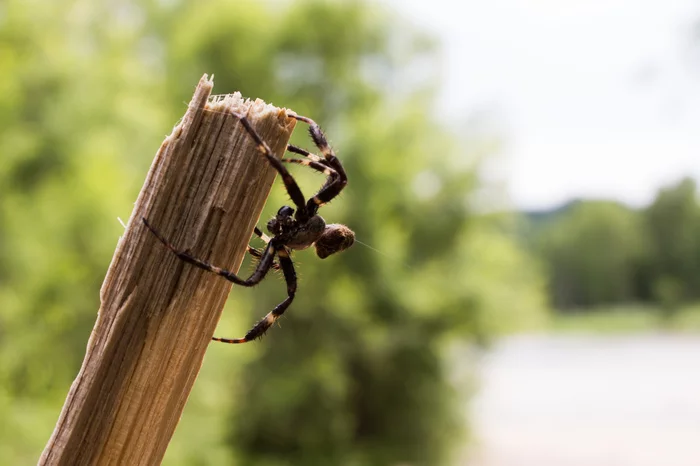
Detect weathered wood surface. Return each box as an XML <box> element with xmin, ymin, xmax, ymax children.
<box><xmin>40</xmin><ymin>74</ymin><xmax>295</xmax><ymax>465</ymax></box>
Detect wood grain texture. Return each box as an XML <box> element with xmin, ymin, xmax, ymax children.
<box><xmin>39</xmin><ymin>74</ymin><xmax>296</xmax><ymax>465</ymax></box>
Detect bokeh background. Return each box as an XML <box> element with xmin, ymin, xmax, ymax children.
<box><xmin>1</xmin><ymin>0</ymin><xmax>698</xmax><ymax>465</ymax></box>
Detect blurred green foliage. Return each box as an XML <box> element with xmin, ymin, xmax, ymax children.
<box><xmin>549</xmin><ymin>303</ymin><xmax>700</xmax><ymax>334</ymax></box>
<box><xmin>532</xmin><ymin>201</ymin><xmax>646</xmax><ymax>308</ymax></box>
<box><xmin>528</xmin><ymin>177</ymin><xmax>700</xmax><ymax>317</ymax></box>
<box><xmin>0</xmin><ymin>0</ymin><xmax>548</xmax><ymax>464</ymax></box>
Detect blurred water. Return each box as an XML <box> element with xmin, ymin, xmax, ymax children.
<box><xmin>465</xmin><ymin>334</ymin><xmax>700</xmax><ymax>466</ymax></box>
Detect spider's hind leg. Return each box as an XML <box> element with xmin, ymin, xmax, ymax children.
<box><xmin>142</xmin><ymin>217</ymin><xmax>277</xmax><ymax>287</ymax></box>
<box><xmin>213</xmin><ymin>246</ymin><xmax>297</xmax><ymax>344</ymax></box>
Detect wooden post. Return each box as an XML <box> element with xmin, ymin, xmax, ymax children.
<box><xmin>39</xmin><ymin>74</ymin><xmax>296</xmax><ymax>465</ymax></box>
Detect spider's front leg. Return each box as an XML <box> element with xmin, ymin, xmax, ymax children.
<box><xmin>213</xmin><ymin>246</ymin><xmax>297</xmax><ymax>344</ymax></box>
<box><xmin>284</xmin><ymin>145</ymin><xmax>339</xmax><ymax>183</ymax></box>
<box><xmin>286</xmin><ymin>114</ymin><xmax>348</xmax><ymax>211</ymax></box>
<box><xmin>231</xmin><ymin>112</ymin><xmax>310</xmax><ymax>218</ymax></box>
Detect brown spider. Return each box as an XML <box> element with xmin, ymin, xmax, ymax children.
<box><xmin>143</xmin><ymin>111</ymin><xmax>354</xmax><ymax>343</ymax></box>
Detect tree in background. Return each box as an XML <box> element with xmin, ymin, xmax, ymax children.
<box><xmin>529</xmin><ymin>178</ymin><xmax>700</xmax><ymax>316</ymax></box>
<box><xmin>0</xmin><ymin>0</ymin><xmax>548</xmax><ymax>464</ymax></box>
<box><xmin>643</xmin><ymin>177</ymin><xmax>700</xmax><ymax>316</ymax></box>
<box><xmin>533</xmin><ymin>201</ymin><xmax>647</xmax><ymax>310</ymax></box>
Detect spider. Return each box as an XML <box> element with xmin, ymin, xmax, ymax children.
<box><xmin>142</xmin><ymin>110</ymin><xmax>355</xmax><ymax>343</ymax></box>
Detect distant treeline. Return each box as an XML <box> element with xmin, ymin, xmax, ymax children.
<box><xmin>524</xmin><ymin>177</ymin><xmax>700</xmax><ymax>313</ymax></box>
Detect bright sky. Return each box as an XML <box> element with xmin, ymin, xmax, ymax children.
<box><xmin>382</xmin><ymin>0</ymin><xmax>700</xmax><ymax>210</ymax></box>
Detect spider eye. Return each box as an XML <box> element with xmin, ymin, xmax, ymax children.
<box><xmin>314</xmin><ymin>224</ymin><xmax>355</xmax><ymax>259</ymax></box>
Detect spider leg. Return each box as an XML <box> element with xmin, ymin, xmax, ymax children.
<box><xmin>231</xmin><ymin>112</ymin><xmax>308</xmax><ymax>216</ymax></box>
<box><xmin>247</xmin><ymin>226</ymin><xmax>281</xmax><ymax>269</ymax></box>
<box><xmin>287</xmin><ymin>115</ymin><xmax>347</xmax><ymax>175</ymax></box>
<box><xmin>143</xmin><ymin>217</ymin><xmax>276</xmax><ymax>287</ymax></box>
<box><xmin>282</xmin><ymin>157</ymin><xmax>342</xmax><ymax>205</ymax></box>
<box><xmin>213</xmin><ymin>246</ymin><xmax>297</xmax><ymax>343</ymax></box>
<box><xmin>286</xmin><ymin>144</ymin><xmax>324</xmax><ymax>163</ymax></box>
<box><xmin>251</xmin><ymin>226</ymin><xmax>271</xmax><ymax>243</ymax></box>
<box><xmin>283</xmin><ymin>158</ymin><xmax>338</xmax><ymax>178</ymax></box>
<box><xmin>286</xmin><ymin>144</ymin><xmax>341</xmax><ymax>189</ymax></box>
<box><xmin>247</xmin><ymin>245</ymin><xmax>281</xmax><ymax>271</ymax></box>
<box><xmin>287</xmin><ymin>114</ymin><xmax>348</xmax><ymax>210</ymax></box>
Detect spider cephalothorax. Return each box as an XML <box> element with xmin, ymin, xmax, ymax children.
<box><xmin>266</xmin><ymin>205</ymin><xmax>354</xmax><ymax>258</ymax></box>
<box><xmin>143</xmin><ymin>111</ymin><xmax>353</xmax><ymax>343</ymax></box>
